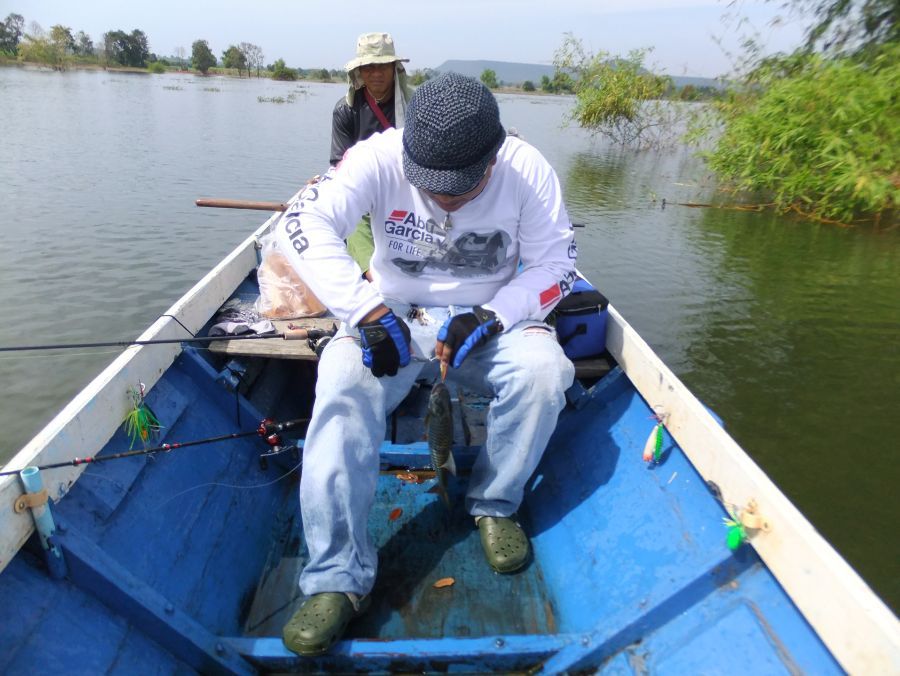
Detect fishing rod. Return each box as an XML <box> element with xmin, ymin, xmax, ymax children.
<box><xmin>0</xmin><ymin>325</ymin><xmax>337</xmax><ymax>353</ymax></box>
<box><xmin>0</xmin><ymin>417</ymin><xmax>308</xmax><ymax>477</ymax></box>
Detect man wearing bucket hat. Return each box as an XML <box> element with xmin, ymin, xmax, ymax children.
<box><xmin>278</xmin><ymin>72</ymin><xmax>577</xmax><ymax>656</ymax></box>
<box><xmin>332</xmin><ymin>32</ymin><xmax>413</xmax><ymax>278</ymax></box>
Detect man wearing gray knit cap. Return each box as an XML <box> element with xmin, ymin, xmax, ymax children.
<box><xmin>278</xmin><ymin>72</ymin><xmax>577</xmax><ymax>656</ymax></box>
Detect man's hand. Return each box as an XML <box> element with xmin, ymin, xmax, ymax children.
<box><xmin>436</xmin><ymin>306</ymin><xmax>502</xmax><ymax>370</ymax></box>
<box><xmin>358</xmin><ymin>310</ymin><xmax>412</xmax><ymax>377</ymax></box>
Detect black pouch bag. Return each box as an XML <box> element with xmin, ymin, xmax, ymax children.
<box><xmin>547</xmin><ymin>278</ymin><xmax>609</xmax><ymax>359</ymax></box>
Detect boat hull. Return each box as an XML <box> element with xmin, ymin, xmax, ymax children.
<box><xmin>1</xmin><ymin>205</ymin><xmax>897</xmax><ymax>674</ymax></box>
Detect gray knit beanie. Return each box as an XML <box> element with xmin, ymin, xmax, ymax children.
<box><xmin>402</xmin><ymin>73</ymin><xmax>506</xmax><ymax>196</ymax></box>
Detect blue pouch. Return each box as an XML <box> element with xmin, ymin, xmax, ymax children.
<box><xmin>549</xmin><ymin>278</ymin><xmax>609</xmax><ymax>359</ymax></box>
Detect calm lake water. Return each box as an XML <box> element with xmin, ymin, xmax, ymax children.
<box><xmin>1</xmin><ymin>67</ymin><xmax>898</xmax><ymax>612</ymax></box>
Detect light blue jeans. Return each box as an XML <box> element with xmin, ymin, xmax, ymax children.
<box><xmin>297</xmin><ymin>304</ymin><xmax>575</xmax><ymax>596</ymax></box>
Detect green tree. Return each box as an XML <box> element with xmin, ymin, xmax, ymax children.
<box><xmin>522</xmin><ymin>80</ymin><xmax>535</xmax><ymax>92</ymax></box>
<box><xmin>790</xmin><ymin>0</ymin><xmax>898</xmax><ymax>57</ymax></box>
<box><xmin>704</xmin><ymin>45</ymin><xmax>899</xmax><ymax>222</ymax></box>
<box><xmin>553</xmin><ymin>35</ymin><xmax>676</xmax><ymax>147</ymax></box>
<box><xmin>539</xmin><ymin>71</ymin><xmax>575</xmax><ymax>94</ymax></box>
<box><xmin>124</xmin><ymin>29</ymin><xmax>149</xmax><ymax>67</ymax></box>
<box><xmin>550</xmin><ymin>70</ymin><xmax>576</xmax><ymax>93</ymax></box>
<box><xmin>222</xmin><ymin>44</ymin><xmax>247</xmax><ymax>76</ymax></box>
<box><xmin>102</xmin><ymin>29</ymin><xmax>149</xmax><ymax>67</ymax></box>
<box><xmin>678</xmin><ymin>84</ymin><xmax>697</xmax><ymax>101</ymax></box>
<box><xmin>192</xmin><ymin>39</ymin><xmax>215</xmax><ymax>74</ymax></box>
<box><xmin>681</xmin><ymin>0</ymin><xmax>899</xmax><ymax>222</ymax></box>
<box><xmin>0</xmin><ymin>13</ymin><xmax>24</xmax><ymax>53</ymax></box>
<box><xmin>74</xmin><ymin>30</ymin><xmax>93</xmax><ymax>56</ymax></box>
<box><xmin>409</xmin><ymin>68</ymin><xmax>433</xmax><ymax>86</ymax></box>
<box><xmin>271</xmin><ymin>58</ymin><xmax>297</xmax><ymax>81</ymax></box>
<box><xmin>19</xmin><ymin>35</ymin><xmax>67</xmax><ymax>69</ymax></box>
<box><xmin>240</xmin><ymin>42</ymin><xmax>264</xmax><ymax>77</ymax></box>
<box><xmin>316</xmin><ymin>68</ymin><xmax>331</xmax><ymax>81</ymax></box>
<box><xmin>49</xmin><ymin>25</ymin><xmax>75</xmax><ymax>54</ymax></box>
<box><xmin>480</xmin><ymin>68</ymin><xmax>498</xmax><ymax>89</ymax></box>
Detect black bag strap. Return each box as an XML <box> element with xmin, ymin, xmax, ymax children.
<box><xmin>558</xmin><ymin>322</ymin><xmax>587</xmax><ymax>347</ymax></box>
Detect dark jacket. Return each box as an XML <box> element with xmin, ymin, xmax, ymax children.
<box><xmin>330</xmin><ymin>92</ymin><xmax>395</xmax><ymax>166</ymax></box>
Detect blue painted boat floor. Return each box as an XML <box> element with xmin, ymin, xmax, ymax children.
<box><xmin>246</xmin><ymin>471</ymin><xmax>556</xmax><ymax>639</ymax></box>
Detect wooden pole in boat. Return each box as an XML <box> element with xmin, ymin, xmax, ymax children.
<box><xmin>195</xmin><ymin>198</ymin><xmax>287</xmax><ymax>211</ymax></box>
<box><xmin>193</xmin><ymin>198</ymin><xmax>585</xmax><ymax>225</ymax></box>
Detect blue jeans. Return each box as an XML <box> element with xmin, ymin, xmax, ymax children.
<box><xmin>297</xmin><ymin>304</ymin><xmax>575</xmax><ymax>596</ymax></box>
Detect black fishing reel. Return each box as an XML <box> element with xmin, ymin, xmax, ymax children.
<box><xmin>256</xmin><ymin>417</ymin><xmax>304</xmax><ymax>470</ymax></box>
<box><xmin>306</xmin><ymin>326</ymin><xmax>336</xmax><ymax>358</ymax></box>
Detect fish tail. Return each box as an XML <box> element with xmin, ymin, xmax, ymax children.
<box><xmin>441</xmin><ymin>451</ymin><xmax>457</xmax><ymax>477</ymax></box>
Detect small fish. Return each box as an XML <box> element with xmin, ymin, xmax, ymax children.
<box><xmin>426</xmin><ymin>382</ymin><xmax>456</xmax><ymax>510</ymax></box>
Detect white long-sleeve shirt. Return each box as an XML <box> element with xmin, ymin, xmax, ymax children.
<box><xmin>274</xmin><ymin>128</ymin><xmax>577</xmax><ymax>330</ymax></box>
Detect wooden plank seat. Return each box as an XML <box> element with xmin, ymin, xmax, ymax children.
<box><xmin>208</xmin><ymin>318</ymin><xmax>338</xmax><ymax>360</ymax></box>
<box><xmin>210</xmin><ymin>320</ymin><xmax>610</xmax><ymax>379</ymax></box>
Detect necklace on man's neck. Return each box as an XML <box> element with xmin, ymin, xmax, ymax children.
<box><xmin>442</xmin><ymin>213</ymin><xmax>453</xmax><ymax>231</ymax></box>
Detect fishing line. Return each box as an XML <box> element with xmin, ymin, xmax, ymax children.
<box><xmin>156</xmin><ymin>459</ymin><xmax>303</xmax><ymax>509</ymax></box>
<box><xmin>0</xmin><ymin>348</ymin><xmax>125</xmax><ymax>361</ymax></box>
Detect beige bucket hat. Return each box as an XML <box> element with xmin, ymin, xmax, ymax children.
<box><xmin>344</xmin><ymin>32</ymin><xmax>409</xmax><ymax>72</ymax></box>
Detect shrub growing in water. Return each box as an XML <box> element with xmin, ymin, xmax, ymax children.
<box><xmin>553</xmin><ymin>34</ymin><xmax>679</xmax><ymax>148</ymax></box>
<box><xmin>271</xmin><ymin>58</ymin><xmax>297</xmax><ymax>81</ymax></box>
<box><xmin>707</xmin><ymin>45</ymin><xmax>899</xmax><ymax>222</ymax></box>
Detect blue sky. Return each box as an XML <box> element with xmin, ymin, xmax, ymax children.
<box><xmin>3</xmin><ymin>1</ymin><xmax>809</xmax><ymax>78</ymax></box>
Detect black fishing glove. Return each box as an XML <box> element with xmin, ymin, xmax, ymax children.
<box><xmin>358</xmin><ymin>310</ymin><xmax>412</xmax><ymax>377</ymax></box>
<box><xmin>437</xmin><ymin>306</ymin><xmax>503</xmax><ymax>369</ymax></box>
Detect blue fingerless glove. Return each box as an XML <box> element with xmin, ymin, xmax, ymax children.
<box><xmin>358</xmin><ymin>310</ymin><xmax>412</xmax><ymax>377</ymax></box>
<box><xmin>437</xmin><ymin>306</ymin><xmax>503</xmax><ymax>369</ymax></box>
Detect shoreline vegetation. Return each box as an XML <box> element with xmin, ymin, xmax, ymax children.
<box><xmin>0</xmin><ymin>57</ymin><xmax>566</xmax><ymax>94</ymax></box>
<box><xmin>1</xmin><ymin>1</ymin><xmax>896</xmax><ymax>226</ymax></box>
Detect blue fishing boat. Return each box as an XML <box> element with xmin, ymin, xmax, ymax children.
<box><xmin>1</xmin><ymin>199</ymin><xmax>897</xmax><ymax>674</ymax></box>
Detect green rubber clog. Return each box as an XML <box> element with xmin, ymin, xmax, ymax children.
<box><xmin>282</xmin><ymin>592</ymin><xmax>369</xmax><ymax>657</ymax></box>
<box><xmin>478</xmin><ymin>516</ymin><xmax>531</xmax><ymax>573</ymax></box>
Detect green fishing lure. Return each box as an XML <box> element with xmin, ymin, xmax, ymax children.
<box><xmin>723</xmin><ymin>512</ymin><xmax>748</xmax><ymax>551</ymax></box>
<box><xmin>123</xmin><ymin>385</ymin><xmax>162</xmax><ymax>448</ymax></box>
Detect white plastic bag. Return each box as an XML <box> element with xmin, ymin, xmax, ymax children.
<box><xmin>255</xmin><ymin>231</ymin><xmax>327</xmax><ymax>319</ymax></box>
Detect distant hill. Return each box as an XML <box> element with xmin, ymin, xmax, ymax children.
<box><xmin>432</xmin><ymin>59</ymin><xmax>724</xmax><ymax>90</ymax></box>
<box><xmin>433</xmin><ymin>60</ymin><xmax>556</xmax><ymax>85</ymax></box>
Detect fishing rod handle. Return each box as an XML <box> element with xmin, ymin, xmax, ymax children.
<box><xmin>195</xmin><ymin>198</ymin><xmax>287</xmax><ymax>211</ymax></box>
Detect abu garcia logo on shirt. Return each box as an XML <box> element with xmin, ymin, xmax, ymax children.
<box><xmin>282</xmin><ymin>215</ymin><xmax>309</xmax><ymax>255</ymax></box>
<box><xmin>384</xmin><ymin>209</ymin><xmax>443</xmax><ymax>243</ymax></box>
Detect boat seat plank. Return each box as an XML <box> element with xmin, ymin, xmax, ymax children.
<box><xmin>209</xmin><ymin>318</ymin><xmax>610</xmax><ymax>378</ymax></box>
<box><xmin>207</xmin><ymin>318</ymin><xmax>338</xmax><ymax>360</ymax></box>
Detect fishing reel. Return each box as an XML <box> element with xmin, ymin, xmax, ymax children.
<box><xmin>306</xmin><ymin>326</ymin><xmax>336</xmax><ymax>358</ymax></box>
<box><xmin>256</xmin><ymin>417</ymin><xmax>303</xmax><ymax>470</ymax></box>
